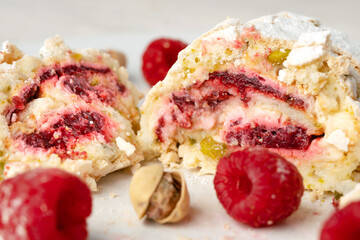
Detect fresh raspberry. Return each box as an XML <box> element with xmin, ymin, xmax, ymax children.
<box><xmin>142</xmin><ymin>38</ymin><xmax>187</xmax><ymax>86</ymax></box>
<box><xmin>0</xmin><ymin>168</ymin><xmax>92</xmax><ymax>240</ymax></box>
<box><xmin>214</xmin><ymin>148</ymin><xmax>304</xmax><ymax>227</ymax></box>
<box><xmin>320</xmin><ymin>201</ymin><xmax>360</xmax><ymax>240</ymax></box>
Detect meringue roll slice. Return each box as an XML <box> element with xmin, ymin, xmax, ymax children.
<box><xmin>0</xmin><ymin>36</ymin><xmax>143</xmax><ymax>190</ymax></box>
<box><xmin>138</xmin><ymin>12</ymin><xmax>360</xmax><ymax>195</ymax></box>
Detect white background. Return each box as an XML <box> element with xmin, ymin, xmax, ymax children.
<box><xmin>2</xmin><ymin>0</ymin><xmax>359</xmax><ymax>90</ymax></box>
<box><xmin>1</xmin><ymin>0</ymin><xmax>360</xmax><ymax>44</ymax></box>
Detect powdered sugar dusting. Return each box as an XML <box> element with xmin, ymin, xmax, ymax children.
<box><xmin>247</xmin><ymin>12</ymin><xmax>360</xmax><ymax>62</ymax></box>
<box><xmin>246</xmin><ymin>12</ymin><xmax>321</xmax><ymax>41</ymax></box>
<box><xmin>215</xmin><ymin>18</ymin><xmax>241</xmax><ymax>29</ymax></box>
<box><xmin>210</xmin><ymin>12</ymin><xmax>360</xmax><ymax>61</ymax></box>
<box><xmin>203</xmin><ymin>26</ymin><xmax>238</xmax><ymax>42</ymax></box>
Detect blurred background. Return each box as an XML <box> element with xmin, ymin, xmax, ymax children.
<box><xmin>1</xmin><ymin>0</ymin><xmax>359</xmax><ymax>89</ymax></box>
<box><xmin>1</xmin><ymin>0</ymin><xmax>359</xmax><ymax>42</ymax></box>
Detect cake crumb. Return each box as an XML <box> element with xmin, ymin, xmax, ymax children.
<box><xmin>223</xmin><ymin>223</ymin><xmax>230</xmax><ymax>230</ymax></box>
<box><xmin>109</xmin><ymin>192</ymin><xmax>118</xmax><ymax>199</ymax></box>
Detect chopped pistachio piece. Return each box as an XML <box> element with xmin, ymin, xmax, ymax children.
<box><xmin>200</xmin><ymin>137</ymin><xmax>227</xmax><ymax>160</ymax></box>
<box><xmin>267</xmin><ymin>49</ymin><xmax>291</xmax><ymax>65</ymax></box>
<box><xmin>334</xmin><ymin>191</ymin><xmax>343</xmax><ymax>200</ymax></box>
<box><xmin>0</xmin><ymin>161</ymin><xmax>5</xmax><ymax>181</ymax></box>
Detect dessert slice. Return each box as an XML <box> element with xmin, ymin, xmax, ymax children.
<box><xmin>0</xmin><ymin>37</ymin><xmax>143</xmax><ymax>190</ymax></box>
<box><xmin>138</xmin><ymin>12</ymin><xmax>360</xmax><ymax>195</ymax></box>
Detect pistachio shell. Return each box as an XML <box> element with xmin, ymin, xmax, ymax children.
<box><xmin>129</xmin><ymin>164</ymin><xmax>164</xmax><ymax>219</ymax></box>
<box><xmin>106</xmin><ymin>49</ymin><xmax>127</xmax><ymax>67</ymax></box>
<box><xmin>129</xmin><ymin>164</ymin><xmax>190</xmax><ymax>224</ymax></box>
<box><xmin>156</xmin><ymin>171</ymin><xmax>190</xmax><ymax>224</ymax></box>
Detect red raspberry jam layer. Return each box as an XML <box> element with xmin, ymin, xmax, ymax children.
<box><xmin>6</xmin><ymin>83</ymin><xmax>40</xmax><ymax>123</ymax></box>
<box><xmin>21</xmin><ymin>110</ymin><xmax>112</xmax><ymax>159</ymax></box>
<box><xmin>155</xmin><ymin>116</ymin><xmax>166</xmax><ymax>143</ymax></box>
<box><xmin>207</xmin><ymin>71</ymin><xmax>305</xmax><ymax>109</ymax></box>
<box><xmin>155</xmin><ymin>70</ymin><xmax>319</xmax><ymax>150</ymax></box>
<box><xmin>6</xmin><ymin>63</ymin><xmax>127</xmax><ymax>124</ymax></box>
<box><xmin>225</xmin><ymin>121</ymin><xmax>321</xmax><ymax>150</ymax></box>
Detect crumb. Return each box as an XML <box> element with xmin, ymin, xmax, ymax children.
<box><xmin>109</xmin><ymin>192</ymin><xmax>118</xmax><ymax>199</ymax></box>
<box><xmin>223</xmin><ymin>223</ymin><xmax>230</xmax><ymax>230</ymax></box>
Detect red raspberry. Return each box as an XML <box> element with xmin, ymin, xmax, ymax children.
<box><xmin>214</xmin><ymin>148</ymin><xmax>304</xmax><ymax>227</ymax></box>
<box><xmin>0</xmin><ymin>168</ymin><xmax>92</xmax><ymax>240</ymax></box>
<box><xmin>320</xmin><ymin>201</ymin><xmax>360</xmax><ymax>240</ymax></box>
<box><xmin>142</xmin><ymin>38</ymin><xmax>187</xmax><ymax>86</ymax></box>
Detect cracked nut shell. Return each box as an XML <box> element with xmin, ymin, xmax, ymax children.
<box><xmin>129</xmin><ymin>164</ymin><xmax>190</xmax><ymax>224</ymax></box>
<box><xmin>105</xmin><ymin>49</ymin><xmax>127</xmax><ymax>67</ymax></box>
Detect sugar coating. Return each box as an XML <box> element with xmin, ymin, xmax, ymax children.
<box><xmin>247</xmin><ymin>12</ymin><xmax>360</xmax><ymax>61</ymax></box>
<box><xmin>203</xmin><ymin>26</ymin><xmax>238</xmax><ymax>42</ymax></box>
